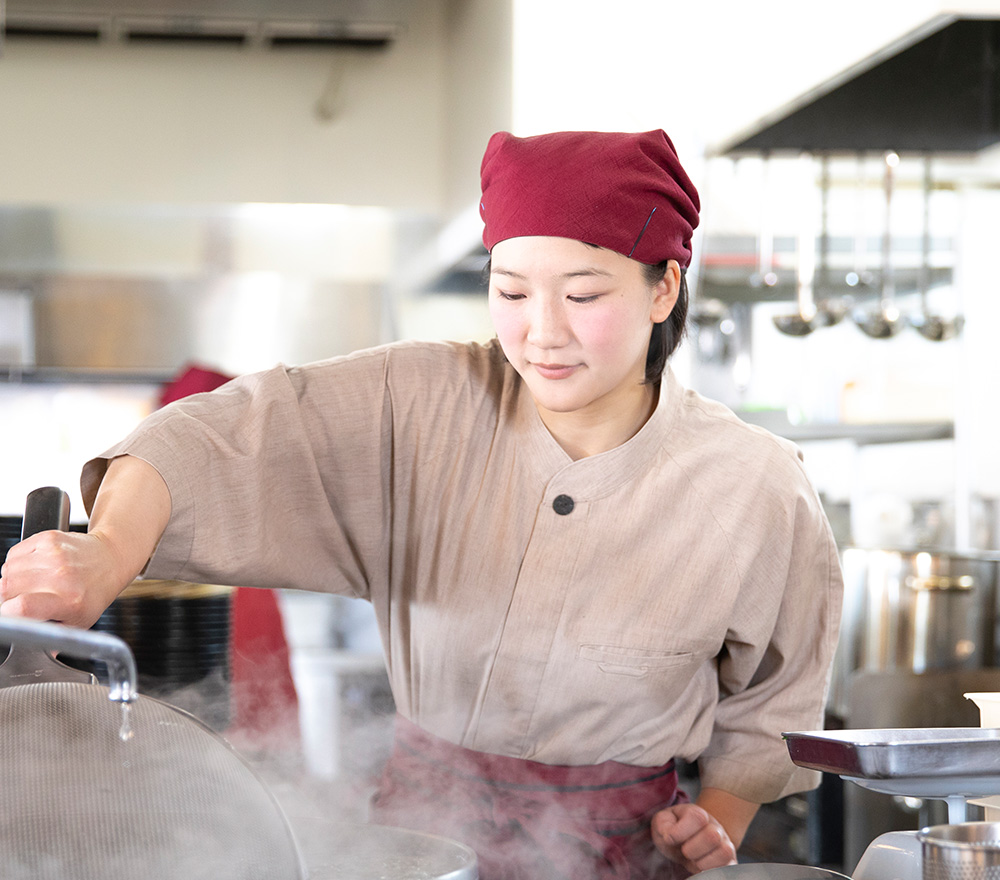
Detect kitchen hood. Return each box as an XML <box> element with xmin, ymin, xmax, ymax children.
<box><xmin>1</xmin><ymin>0</ymin><xmax>406</xmax><ymax>47</ymax></box>
<box><xmin>713</xmin><ymin>14</ymin><xmax>1000</xmax><ymax>156</ymax></box>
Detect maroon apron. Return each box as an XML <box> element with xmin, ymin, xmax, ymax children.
<box><xmin>370</xmin><ymin>715</ymin><xmax>690</xmax><ymax>880</ymax></box>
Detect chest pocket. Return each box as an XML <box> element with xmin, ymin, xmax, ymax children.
<box><xmin>578</xmin><ymin>644</ymin><xmax>697</xmax><ymax>678</ymax></box>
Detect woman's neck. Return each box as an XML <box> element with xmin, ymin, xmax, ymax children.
<box><xmin>537</xmin><ymin>381</ymin><xmax>659</xmax><ymax>460</ymax></box>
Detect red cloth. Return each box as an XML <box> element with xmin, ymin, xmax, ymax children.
<box><xmin>157</xmin><ymin>364</ymin><xmax>234</xmax><ymax>408</ymax></box>
<box><xmin>158</xmin><ymin>364</ymin><xmax>300</xmax><ymax>746</ymax></box>
<box><xmin>370</xmin><ymin>715</ymin><xmax>689</xmax><ymax>880</ymax></box>
<box><xmin>479</xmin><ymin>130</ymin><xmax>700</xmax><ymax>268</ymax></box>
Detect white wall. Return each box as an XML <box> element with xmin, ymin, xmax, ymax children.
<box><xmin>0</xmin><ymin>0</ymin><xmax>448</xmax><ymax>209</ymax></box>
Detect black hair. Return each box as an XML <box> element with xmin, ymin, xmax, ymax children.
<box><xmin>482</xmin><ymin>252</ymin><xmax>688</xmax><ymax>384</ymax></box>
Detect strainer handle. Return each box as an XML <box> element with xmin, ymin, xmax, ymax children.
<box><xmin>0</xmin><ymin>487</ymin><xmax>139</xmax><ymax>702</ymax></box>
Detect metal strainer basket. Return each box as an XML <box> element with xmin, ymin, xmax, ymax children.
<box><xmin>0</xmin><ymin>487</ymin><xmax>305</xmax><ymax>880</ymax></box>
<box><xmin>919</xmin><ymin>823</ymin><xmax>1000</xmax><ymax>880</ymax></box>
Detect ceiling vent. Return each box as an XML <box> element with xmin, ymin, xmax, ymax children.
<box><xmin>1</xmin><ymin>0</ymin><xmax>405</xmax><ymax>48</ymax></box>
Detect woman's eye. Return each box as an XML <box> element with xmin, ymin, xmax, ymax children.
<box><xmin>497</xmin><ymin>291</ymin><xmax>525</xmax><ymax>301</ymax></box>
<box><xmin>568</xmin><ymin>294</ymin><xmax>601</xmax><ymax>304</ymax></box>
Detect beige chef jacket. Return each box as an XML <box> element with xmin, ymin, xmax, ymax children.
<box><xmin>82</xmin><ymin>338</ymin><xmax>843</xmax><ymax>804</ymax></box>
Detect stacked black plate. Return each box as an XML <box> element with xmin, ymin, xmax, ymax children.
<box><xmin>92</xmin><ymin>580</ymin><xmax>234</xmax><ymax>731</ymax></box>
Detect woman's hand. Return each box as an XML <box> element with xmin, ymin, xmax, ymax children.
<box><xmin>651</xmin><ymin>786</ymin><xmax>759</xmax><ymax>874</ymax></box>
<box><xmin>651</xmin><ymin>802</ymin><xmax>737</xmax><ymax>874</ymax></box>
<box><xmin>0</xmin><ymin>455</ymin><xmax>171</xmax><ymax>628</ymax></box>
<box><xmin>0</xmin><ymin>530</ymin><xmax>126</xmax><ymax>627</ymax></box>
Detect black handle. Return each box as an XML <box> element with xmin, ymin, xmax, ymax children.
<box><xmin>1</xmin><ymin>486</ymin><xmax>96</xmax><ymax>688</ymax></box>
<box><xmin>21</xmin><ymin>486</ymin><xmax>71</xmax><ymax>540</ymax></box>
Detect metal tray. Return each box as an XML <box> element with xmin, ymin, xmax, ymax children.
<box><xmin>783</xmin><ymin>728</ymin><xmax>1000</xmax><ymax>798</ymax></box>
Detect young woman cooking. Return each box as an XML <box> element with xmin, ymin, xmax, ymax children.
<box><xmin>0</xmin><ymin>130</ymin><xmax>843</xmax><ymax>879</ymax></box>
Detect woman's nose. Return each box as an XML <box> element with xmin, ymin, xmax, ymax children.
<box><xmin>526</xmin><ymin>298</ymin><xmax>570</xmax><ymax>348</ymax></box>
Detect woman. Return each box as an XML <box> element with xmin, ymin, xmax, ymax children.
<box><xmin>0</xmin><ymin>130</ymin><xmax>843</xmax><ymax>878</ymax></box>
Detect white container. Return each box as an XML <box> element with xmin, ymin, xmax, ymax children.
<box><xmin>966</xmin><ymin>693</ymin><xmax>1000</xmax><ymax>821</ymax></box>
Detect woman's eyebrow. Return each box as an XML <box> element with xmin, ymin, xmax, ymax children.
<box><xmin>491</xmin><ymin>266</ymin><xmax>614</xmax><ymax>280</ymax></box>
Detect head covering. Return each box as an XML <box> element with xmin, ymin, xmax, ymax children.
<box><xmin>479</xmin><ymin>129</ymin><xmax>700</xmax><ymax>268</ymax></box>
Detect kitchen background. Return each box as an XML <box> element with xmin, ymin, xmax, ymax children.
<box><xmin>2</xmin><ymin>0</ymin><xmax>1000</xmax><ymax>873</ymax></box>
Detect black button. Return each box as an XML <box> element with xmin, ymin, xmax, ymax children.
<box><xmin>553</xmin><ymin>494</ymin><xmax>575</xmax><ymax>516</ymax></box>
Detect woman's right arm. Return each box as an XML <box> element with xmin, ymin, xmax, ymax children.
<box><xmin>0</xmin><ymin>455</ymin><xmax>170</xmax><ymax>628</ymax></box>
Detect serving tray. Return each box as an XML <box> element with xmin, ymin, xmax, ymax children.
<box><xmin>782</xmin><ymin>728</ymin><xmax>1000</xmax><ymax>799</ymax></box>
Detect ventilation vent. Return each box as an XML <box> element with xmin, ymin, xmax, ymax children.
<box><xmin>2</xmin><ymin>1</ymin><xmax>403</xmax><ymax>48</ymax></box>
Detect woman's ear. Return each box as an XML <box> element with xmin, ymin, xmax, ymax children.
<box><xmin>650</xmin><ymin>260</ymin><xmax>682</xmax><ymax>323</ymax></box>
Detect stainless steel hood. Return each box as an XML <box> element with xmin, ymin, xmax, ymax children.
<box><xmin>2</xmin><ymin>0</ymin><xmax>406</xmax><ymax>46</ymax></box>
<box><xmin>713</xmin><ymin>14</ymin><xmax>1000</xmax><ymax>156</ymax></box>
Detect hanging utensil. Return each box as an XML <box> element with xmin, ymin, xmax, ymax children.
<box><xmin>750</xmin><ymin>153</ymin><xmax>779</xmax><ymax>291</ymax></box>
<box><xmin>0</xmin><ymin>487</ymin><xmax>306</xmax><ymax>880</ymax></box>
<box><xmin>814</xmin><ymin>155</ymin><xmax>848</xmax><ymax>327</ymax></box>
<box><xmin>854</xmin><ymin>151</ymin><xmax>905</xmax><ymax>339</ymax></box>
<box><xmin>844</xmin><ymin>153</ymin><xmax>873</xmax><ymax>293</ymax></box>
<box><xmin>908</xmin><ymin>155</ymin><xmax>964</xmax><ymax>341</ymax></box>
<box><xmin>773</xmin><ymin>153</ymin><xmax>820</xmax><ymax>336</ymax></box>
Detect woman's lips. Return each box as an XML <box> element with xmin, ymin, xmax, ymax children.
<box><xmin>531</xmin><ymin>362</ymin><xmax>579</xmax><ymax>380</ymax></box>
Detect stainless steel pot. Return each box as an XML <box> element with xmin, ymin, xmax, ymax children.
<box><xmin>829</xmin><ymin>548</ymin><xmax>1000</xmax><ymax>719</ymax></box>
<box><xmin>293</xmin><ymin>822</ymin><xmax>478</xmax><ymax>880</ymax></box>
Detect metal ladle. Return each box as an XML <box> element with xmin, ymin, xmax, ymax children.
<box><xmin>773</xmin><ymin>153</ymin><xmax>821</xmax><ymax>336</ymax></box>
<box><xmin>814</xmin><ymin>154</ymin><xmax>849</xmax><ymax>327</ymax></box>
<box><xmin>908</xmin><ymin>155</ymin><xmax>964</xmax><ymax>341</ymax></box>
<box><xmin>854</xmin><ymin>151</ymin><xmax>905</xmax><ymax>339</ymax></box>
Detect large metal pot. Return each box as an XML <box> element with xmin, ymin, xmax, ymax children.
<box><xmin>829</xmin><ymin>548</ymin><xmax>1000</xmax><ymax>719</ymax></box>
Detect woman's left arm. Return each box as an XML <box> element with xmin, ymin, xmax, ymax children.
<box><xmin>650</xmin><ymin>787</ymin><xmax>760</xmax><ymax>874</ymax></box>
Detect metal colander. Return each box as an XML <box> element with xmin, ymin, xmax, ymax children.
<box><xmin>0</xmin><ymin>679</ymin><xmax>305</xmax><ymax>880</ymax></box>
<box><xmin>0</xmin><ymin>487</ymin><xmax>304</xmax><ymax>880</ymax></box>
<box><xmin>919</xmin><ymin>823</ymin><xmax>1000</xmax><ymax>880</ymax></box>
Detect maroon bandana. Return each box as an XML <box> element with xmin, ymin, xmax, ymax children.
<box><xmin>479</xmin><ymin>130</ymin><xmax>700</xmax><ymax>268</ymax></box>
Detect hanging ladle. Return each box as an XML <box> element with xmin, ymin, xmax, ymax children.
<box><xmin>854</xmin><ymin>151</ymin><xmax>905</xmax><ymax>339</ymax></box>
<box><xmin>908</xmin><ymin>155</ymin><xmax>964</xmax><ymax>341</ymax></box>
<box><xmin>773</xmin><ymin>153</ymin><xmax>821</xmax><ymax>336</ymax></box>
<box><xmin>814</xmin><ymin>154</ymin><xmax>848</xmax><ymax>327</ymax></box>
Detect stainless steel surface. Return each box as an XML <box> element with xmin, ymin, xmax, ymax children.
<box><xmin>0</xmin><ymin>203</ymin><xmax>395</xmax><ymax>375</ymax></box>
<box><xmin>783</xmin><ymin>728</ymin><xmax>1000</xmax><ymax>789</ymax></box>
<box><xmin>920</xmin><ymin>823</ymin><xmax>1000</xmax><ymax>880</ymax></box>
<box><xmin>696</xmin><ymin>865</ymin><xmax>851</xmax><ymax>879</ymax></box>
<box><xmin>293</xmin><ymin>822</ymin><xmax>478</xmax><ymax>880</ymax></box>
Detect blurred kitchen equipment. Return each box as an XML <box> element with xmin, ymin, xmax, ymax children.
<box><xmin>774</xmin><ymin>154</ymin><xmax>822</xmax><ymax>336</ymax></box>
<box><xmin>826</xmin><ymin>548</ymin><xmax>1000</xmax><ymax>870</ymax></box>
<box><xmin>909</xmin><ymin>155</ymin><xmax>964</xmax><ymax>341</ymax></box>
<box><xmin>919</xmin><ymin>822</ymin><xmax>1000</xmax><ymax>880</ymax></box>
<box><xmin>830</xmin><ymin>549</ymin><xmax>1000</xmax><ymax>718</ymax></box>
<box><xmin>750</xmin><ymin>154</ymin><xmax>779</xmax><ymax>292</ymax></box>
<box><xmin>854</xmin><ymin>152</ymin><xmax>905</xmax><ymax>338</ymax></box>
<box><xmin>813</xmin><ymin>155</ymin><xmax>849</xmax><ymax>328</ymax></box>
<box><xmin>845</xmin><ymin>153</ymin><xmax>875</xmax><ymax>293</ymax></box>
<box><xmin>0</xmin><ymin>487</ymin><xmax>305</xmax><ymax>880</ymax></box>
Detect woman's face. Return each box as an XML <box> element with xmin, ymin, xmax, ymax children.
<box><xmin>488</xmin><ymin>236</ymin><xmax>678</xmax><ymax>424</ymax></box>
